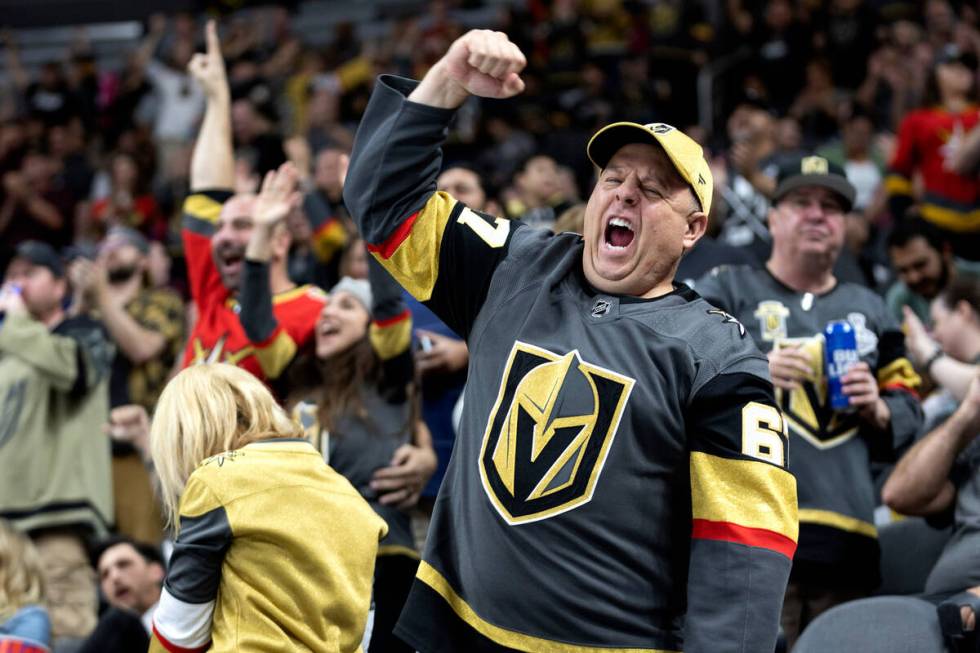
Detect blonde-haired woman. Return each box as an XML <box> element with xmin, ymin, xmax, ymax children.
<box><xmin>0</xmin><ymin>519</ymin><xmax>50</xmax><ymax>650</ymax></box>
<box><xmin>148</xmin><ymin>363</ymin><xmax>386</xmax><ymax>653</ymax></box>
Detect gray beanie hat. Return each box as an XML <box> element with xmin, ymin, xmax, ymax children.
<box><xmin>330</xmin><ymin>276</ymin><xmax>372</xmax><ymax>312</ymax></box>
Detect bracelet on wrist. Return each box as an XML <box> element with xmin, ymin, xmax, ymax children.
<box><xmin>924</xmin><ymin>348</ymin><xmax>944</xmax><ymax>372</ymax></box>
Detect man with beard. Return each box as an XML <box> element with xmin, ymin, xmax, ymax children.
<box><xmin>885</xmin><ymin>216</ymin><xmax>980</xmax><ymax>325</ymax></box>
<box><xmin>67</xmin><ymin>226</ymin><xmax>183</xmax><ymax>547</ymax></box>
<box><xmin>182</xmin><ymin>21</ymin><xmax>431</xmax><ymax>509</ymax></box>
<box><xmin>179</xmin><ymin>21</ymin><xmax>325</xmax><ymax>385</ymax></box>
<box><xmin>0</xmin><ymin>241</ymin><xmax>114</xmax><ymax>645</ymax></box>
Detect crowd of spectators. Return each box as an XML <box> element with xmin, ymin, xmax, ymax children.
<box><xmin>0</xmin><ymin>0</ymin><xmax>979</xmax><ymax>651</ymax></box>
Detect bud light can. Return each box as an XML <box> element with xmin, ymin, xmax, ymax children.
<box><xmin>824</xmin><ymin>320</ymin><xmax>859</xmax><ymax>411</ymax></box>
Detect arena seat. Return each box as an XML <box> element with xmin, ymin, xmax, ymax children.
<box><xmin>875</xmin><ymin>517</ymin><xmax>952</xmax><ymax>596</ymax></box>
<box><xmin>794</xmin><ymin>596</ymin><xmax>946</xmax><ymax>653</ymax></box>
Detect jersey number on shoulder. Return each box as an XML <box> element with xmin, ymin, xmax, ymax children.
<box><xmin>741</xmin><ymin>402</ymin><xmax>786</xmax><ymax>467</ymax></box>
<box><xmin>458</xmin><ymin>207</ymin><xmax>510</xmax><ymax>248</ymax></box>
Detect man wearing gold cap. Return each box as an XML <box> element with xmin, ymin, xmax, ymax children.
<box><xmin>344</xmin><ymin>29</ymin><xmax>797</xmax><ymax>653</ymax></box>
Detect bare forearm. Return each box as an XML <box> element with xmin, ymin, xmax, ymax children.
<box><xmin>862</xmin><ymin>397</ymin><xmax>892</xmax><ymax>432</ymax></box>
<box><xmin>135</xmin><ymin>31</ymin><xmax>163</xmax><ymax>69</ymax></box>
<box><xmin>244</xmin><ymin>223</ymin><xmax>275</xmax><ymax>262</ymax></box>
<box><xmin>931</xmin><ymin>356</ymin><xmax>978</xmax><ymax>402</ymax></box>
<box><xmin>24</xmin><ymin>195</ymin><xmax>63</xmax><ymax>229</ymax></box>
<box><xmin>98</xmin><ymin>297</ymin><xmax>166</xmax><ymax>364</ymax></box>
<box><xmin>407</xmin><ymin>61</ymin><xmax>468</xmax><ymax>109</ymax></box>
<box><xmin>191</xmin><ymin>90</ymin><xmax>234</xmax><ymax>191</ymax></box>
<box><xmin>883</xmin><ymin>408</ymin><xmax>976</xmax><ymax>514</ymax></box>
<box><xmin>413</xmin><ymin>419</ymin><xmax>433</xmax><ymax>449</ymax></box>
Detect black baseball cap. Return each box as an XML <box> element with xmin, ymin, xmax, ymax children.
<box><xmin>772</xmin><ymin>155</ymin><xmax>856</xmax><ymax>212</ymax></box>
<box><xmin>13</xmin><ymin>240</ymin><xmax>65</xmax><ymax>278</ymax></box>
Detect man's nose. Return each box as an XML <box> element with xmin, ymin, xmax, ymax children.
<box><xmin>213</xmin><ymin>221</ymin><xmax>235</xmax><ymax>241</ymax></box>
<box><xmin>616</xmin><ymin>179</ymin><xmax>639</xmax><ymax>205</ymax></box>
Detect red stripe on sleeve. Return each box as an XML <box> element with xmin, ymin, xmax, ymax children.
<box><xmin>374</xmin><ymin>309</ymin><xmax>411</xmax><ymax>328</ymax></box>
<box><xmin>151</xmin><ymin>623</ymin><xmax>210</xmax><ymax>653</ymax></box>
<box><xmin>692</xmin><ymin>519</ymin><xmax>797</xmax><ymax>560</ymax></box>
<box><xmin>366</xmin><ymin>212</ymin><xmax>419</xmax><ymax>259</ymax></box>
<box><xmin>882</xmin><ymin>382</ymin><xmax>920</xmax><ymax>400</ymax></box>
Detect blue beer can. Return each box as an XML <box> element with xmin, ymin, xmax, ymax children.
<box><xmin>824</xmin><ymin>320</ymin><xmax>859</xmax><ymax>410</ymax></box>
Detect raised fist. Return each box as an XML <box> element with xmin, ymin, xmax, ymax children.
<box><xmin>440</xmin><ymin>30</ymin><xmax>527</xmax><ymax>100</ymax></box>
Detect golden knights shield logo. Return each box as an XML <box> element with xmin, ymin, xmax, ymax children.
<box><xmin>754</xmin><ymin>301</ymin><xmax>790</xmax><ymax>342</ymax></box>
<box><xmin>478</xmin><ymin>342</ymin><xmax>634</xmax><ymax>525</ymax></box>
<box><xmin>774</xmin><ymin>336</ymin><xmax>859</xmax><ymax>449</ymax></box>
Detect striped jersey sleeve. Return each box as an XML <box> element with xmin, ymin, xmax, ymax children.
<box><xmin>684</xmin><ymin>370</ymin><xmax>798</xmax><ymax>653</ymax></box>
<box><xmin>302</xmin><ymin>191</ymin><xmax>348</xmax><ymax>263</ymax></box>
<box><xmin>344</xmin><ymin>74</ymin><xmax>518</xmax><ymax>340</ymax></box>
<box><xmin>150</xmin><ymin>474</ymin><xmax>231</xmax><ymax>653</ymax></box>
<box><xmin>365</xmin><ymin>257</ymin><xmax>415</xmax><ymax>393</ymax></box>
<box><xmin>871</xmin><ymin>306</ymin><xmax>923</xmax><ymax>461</ymax></box>
<box><xmin>238</xmin><ymin>262</ymin><xmax>326</xmax><ymax>381</ymax></box>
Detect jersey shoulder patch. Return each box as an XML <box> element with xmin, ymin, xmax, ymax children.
<box><xmin>706</xmin><ymin>308</ymin><xmax>746</xmax><ymax>337</ymax></box>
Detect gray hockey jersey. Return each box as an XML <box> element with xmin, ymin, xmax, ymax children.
<box><xmin>697</xmin><ymin>264</ymin><xmax>922</xmax><ymax>589</ymax></box>
<box><xmin>345</xmin><ymin>74</ymin><xmax>799</xmax><ymax>653</ymax></box>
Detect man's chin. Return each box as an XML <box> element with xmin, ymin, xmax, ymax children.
<box><xmin>583</xmin><ymin>261</ymin><xmax>636</xmax><ymax>295</ymax></box>
<box><xmin>218</xmin><ymin>271</ymin><xmax>241</xmax><ymax>293</ymax></box>
<box><xmin>911</xmin><ymin>284</ymin><xmax>939</xmax><ymax>299</ymax></box>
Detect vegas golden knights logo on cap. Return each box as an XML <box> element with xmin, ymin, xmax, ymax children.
<box><xmin>801</xmin><ymin>156</ymin><xmax>829</xmax><ymax>175</ymax></box>
<box><xmin>479</xmin><ymin>342</ymin><xmax>634</xmax><ymax>525</ymax></box>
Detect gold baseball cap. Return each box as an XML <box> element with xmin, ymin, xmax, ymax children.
<box><xmin>587</xmin><ymin>122</ymin><xmax>713</xmax><ymax>215</ymax></box>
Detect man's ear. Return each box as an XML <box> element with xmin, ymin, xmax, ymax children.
<box><xmin>683</xmin><ymin>212</ymin><xmax>708</xmax><ymax>250</ymax></box>
<box><xmin>149</xmin><ymin>562</ymin><xmax>165</xmax><ymax>584</ymax></box>
<box><xmin>55</xmin><ymin>277</ymin><xmax>69</xmax><ymax>302</ymax></box>
<box><xmin>956</xmin><ymin>299</ymin><xmax>978</xmax><ymax>325</ymax></box>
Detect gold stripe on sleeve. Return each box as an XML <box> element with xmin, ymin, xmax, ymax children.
<box><xmin>690</xmin><ymin>451</ymin><xmax>799</xmax><ymax>543</ymax></box>
<box><xmin>368</xmin><ymin>192</ymin><xmax>455</xmax><ymax>301</ymax></box>
<box><xmin>183</xmin><ymin>194</ymin><xmax>224</xmax><ymax>223</ymax></box>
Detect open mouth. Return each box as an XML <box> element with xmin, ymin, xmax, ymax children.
<box><xmin>222</xmin><ymin>253</ymin><xmax>243</xmax><ymax>268</ymax></box>
<box><xmin>318</xmin><ymin>322</ymin><xmax>340</xmax><ymax>337</ymax></box>
<box><xmin>604</xmin><ymin>217</ymin><xmax>635</xmax><ymax>249</ymax></box>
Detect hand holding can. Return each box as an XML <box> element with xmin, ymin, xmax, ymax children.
<box><xmin>0</xmin><ymin>282</ymin><xmax>24</xmax><ymax>319</ymax></box>
<box><xmin>824</xmin><ymin>320</ymin><xmax>860</xmax><ymax>411</ymax></box>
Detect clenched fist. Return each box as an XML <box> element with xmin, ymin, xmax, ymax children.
<box><xmin>410</xmin><ymin>30</ymin><xmax>526</xmax><ymax>109</ymax></box>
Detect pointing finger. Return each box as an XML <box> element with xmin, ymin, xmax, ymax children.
<box><xmin>205</xmin><ymin>19</ymin><xmax>220</xmax><ymax>57</ymax></box>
